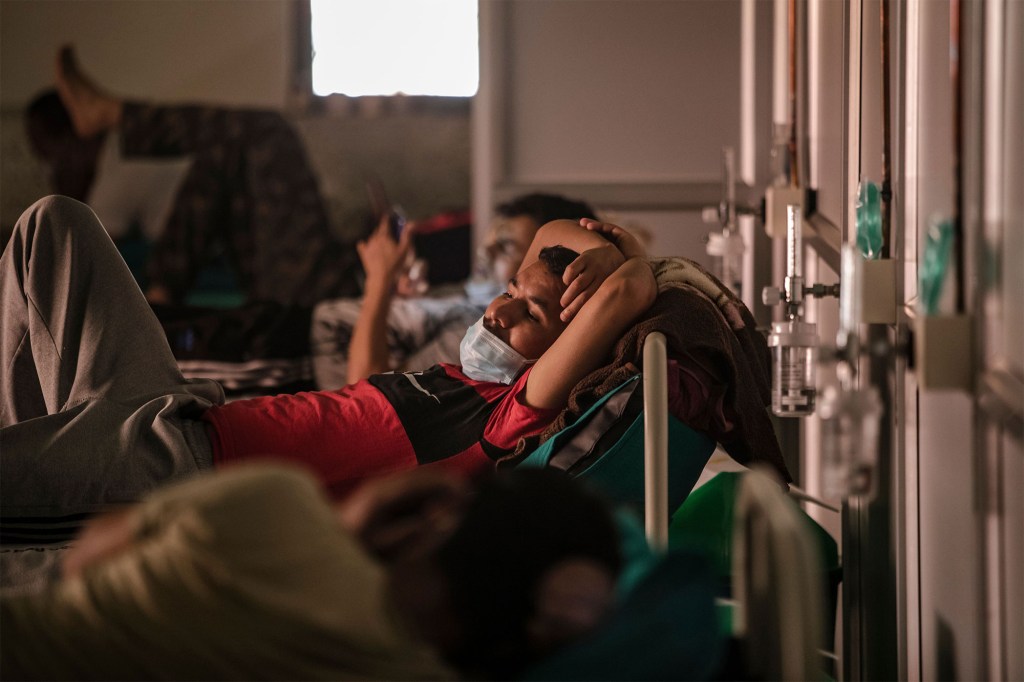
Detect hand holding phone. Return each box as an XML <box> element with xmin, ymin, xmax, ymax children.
<box><xmin>366</xmin><ymin>176</ymin><xmax>407</xmax><ymax>242</ymax></box>
<box><xmin>357</xmin><ymin>212</ymin><xmax>414</xmax><ymax>285</ymax></box>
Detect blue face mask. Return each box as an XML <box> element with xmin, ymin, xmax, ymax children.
<box><xmin>459</xmin><ymin>317</ymin><xmax>532</xmax><ymax>385</ymax></box>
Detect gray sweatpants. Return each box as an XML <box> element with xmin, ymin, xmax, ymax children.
<box><xmin>1</xmin><ymin>196</ymin><xmax>224</xmax><ymax>530</ymax></box>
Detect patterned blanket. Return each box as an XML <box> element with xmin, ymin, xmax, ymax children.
<box><xmin>505</xmin><ymin>257</ymin><xmax>790</xmax><ymax>483</ymax></box>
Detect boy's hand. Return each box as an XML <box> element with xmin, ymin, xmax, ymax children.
<box><xmin>559</xmin><ymin>243</ymin><xmax>625</xmax><ymax>322</ymax></box>
<box><xmin>356</xmin><ymin>214</ymin><xmax>416</xmax><ymax>288</ymax></box>
<box><xmin>579</xmin><ymin>219</ymin><xmax>647</xmax><ymax>260</ymax></box>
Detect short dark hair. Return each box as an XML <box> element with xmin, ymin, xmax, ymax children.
<box><xmin>436</xmin><ymin>468</ymin><xmax>620</xmax><ymax>678</ymax></box>
<box><xmin>25</xmin><ymin>90</ymin><xmax>76</xmax><ymax>160</ymax></box>
<box><xmin>496</xmin><ymin>193</ymin><xmax>595</xmax><ymax>226</ymax></box>
<box><xmin>24</xmin><ymin>89</ymin><xmax>103</xmax><ymax>200</ymax></box>
<box><xmin>537</xmin><ymin>245</ymin><xmax>580</xmax><ymax>278</ymax></box>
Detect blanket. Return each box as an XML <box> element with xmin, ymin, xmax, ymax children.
<box><xmin>504</xmin><ymin>257</ymin><xmax>790</xmax><ymax>483</ymax></box>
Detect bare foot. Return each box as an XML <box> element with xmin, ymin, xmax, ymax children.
<box><xmin>54</xmin><ymin>45</ymin><xmax>123</xmax><ymax>138</ymax></box>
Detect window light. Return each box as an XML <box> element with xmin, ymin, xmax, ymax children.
<box><xmin>310</xmin><ymin>0</ymin><xmax>479</xmax><ymax>97</ymax></box>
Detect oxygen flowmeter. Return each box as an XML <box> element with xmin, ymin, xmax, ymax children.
<box><xmin>762</xmin><ymin>205</ymin><xmax>839</xmax><ymax>417</ymax></box>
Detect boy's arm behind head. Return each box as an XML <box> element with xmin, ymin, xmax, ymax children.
<box><xmin>525</xmin><ymin>254</ymin><xmax>656</xmax><ymax>410</ymax></box>
<box><xmin>518</xmin><ymin>218</ymin><xmax>615</xmax><ymax>276</ymax></box>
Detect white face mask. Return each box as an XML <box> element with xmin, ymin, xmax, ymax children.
<box><xmin>459</xmin><ymin>317</ymin><xmax>532</xmax><ymax>385</ymax></box>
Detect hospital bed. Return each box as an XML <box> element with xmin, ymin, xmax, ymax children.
<box><xmin>518</xmin><ymin>318</ymin><xmax>840</xmax><ymax>680</ymax></box>
<box><xmin>2</xmin><ymin>245</ymin><xmax>838</xmax><ymax>678</ymax></box>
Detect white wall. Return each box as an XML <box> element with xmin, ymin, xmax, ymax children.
<box><xmin>0</xmin><ymin>0</ymin><xmax>292</xmax><ymax>109</ymax></box>
<box><xmin>501</xmin><ymin>1</ymin><xmax>741</xmax><ymax>184</ymax></box>
<box><xmin>473</xmin><ymin>0</ymin><xmax>767</xmax><ymax>282</ymax></box>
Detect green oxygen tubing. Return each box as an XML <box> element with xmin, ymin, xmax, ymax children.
<box><xmin>918</xmin><ymin>217</ymin><xmax>954</xmax><ymax>316</ymax></box>
<box><xmin>855</xmin><ymin>179</ymin><xmax>884</xmax><ymax>260</ymax></box>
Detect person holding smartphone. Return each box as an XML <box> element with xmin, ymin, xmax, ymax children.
<box><xmin>335</xmin><ymin>193</ymin><xmax>598</xmax><ymax>386</ymax></box>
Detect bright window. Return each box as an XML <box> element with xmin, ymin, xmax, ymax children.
<box><xmin>310</xmin><ymin>0</ymin><xmax>479</xmax><ymax>97</ymax></box>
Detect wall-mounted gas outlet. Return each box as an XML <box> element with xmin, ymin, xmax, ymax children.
<box><xmin>914</xmin><ymin>314</ymin><xmax>974</xmax><ymax>390</ymax></box>
<box><xmin>859</xmin><ymin>259</ymin><xmax>897</xmax><ymax>324</ymax></box>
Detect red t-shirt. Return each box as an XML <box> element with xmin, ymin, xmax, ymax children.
<box><xmin>202</xmin><ymin>364</ymin><xmax>558</xmax><ymax>497</ymax></box>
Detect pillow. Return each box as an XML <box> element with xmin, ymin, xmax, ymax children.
<box><xmin>87</xmin><ymin>134</ymin><xmax>192</xmax><ymax>241</ymax></box>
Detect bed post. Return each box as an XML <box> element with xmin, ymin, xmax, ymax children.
<box><xmin>643</xmin><ymin>331</ymin><xmax>669</xmax><ymax>549</ymax></box>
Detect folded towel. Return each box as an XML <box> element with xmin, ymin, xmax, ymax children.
<box><xmin>505</xmin><ymin>257</ymin><xmax>790</xmax><ymax>483</ymax></box>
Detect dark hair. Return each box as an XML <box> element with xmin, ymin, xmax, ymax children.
<box><xmin>24</xmin><ymin>89</ymin><xmax>103</xmax><ymax>199</ymax></box>
<box><xmin>496</xmin><ymin>193</ymin><xmax>595</xmax><ymax>226</ymax></box>
<box><xmin>537</xmin><ymin>245</ymin><xmax>580</xmax><ymax>278</ymax></box>
<box><xmin>25</xmin><ymin>90</ymin><xmax>76</xmax><ymax>159</ymax></box>
<box><xmin>436</xmin><ymin>468</ymin><xmax>621</xmax><ymax>678</ymax></box>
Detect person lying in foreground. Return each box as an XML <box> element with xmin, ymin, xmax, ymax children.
<box><xmin>0</xmin><ymin>196</ymin><xmax>655</xmax><ymax>533</ymax></box>
<box><xmin>1</xmin><ymin>464</ymin><xmax>622</xmax><ymax>680</ymax></box>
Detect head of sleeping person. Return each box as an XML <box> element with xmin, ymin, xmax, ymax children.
<box><xmin>383</xmin><ymin>468</ymin><xmax>622</xmax><ymax>680</ymax></box>
<box><xmin>486</xmin><ymin>193</ymin><xmax>595</xmax><ymax>283</ymax></box>
<box><xmin>460</xmin><ymin>245</ymin><xmax>579</xmax><ymax>383</ymax></box>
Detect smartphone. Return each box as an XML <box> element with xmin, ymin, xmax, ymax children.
<box><xmin>388</xmin><ymin>208</ymin><xmax>407</xmax><ymax>241</ymax></box>
<box><xmin>366</xmin><ymin>177</ymin><xmax>407</xmax><ymax>242</ymax></box>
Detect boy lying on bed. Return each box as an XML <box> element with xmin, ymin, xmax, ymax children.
<box><xmin>1</xmin><ymin>195</ymin><xmax>655</xmax><ymax>532</ymax></box>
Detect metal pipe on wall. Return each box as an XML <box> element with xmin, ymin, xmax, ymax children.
<box><xmin>788</xmin><ymin>0</ymin><xmax>801</xmax><ymax>188</ymax></box>
<box><xmin>950</xmin><ymin>0</ymin><xmax>966</xmax><ymax>314</ymax></box>
<box><xmin>841</xmin><ymin>0</ymin><xmax>899</xmax><ymax>679</ymax></box>
<box><xmin>879</xmin><ymin>0</ymin><xmax>893</xmax><ymax>259</ymax></box>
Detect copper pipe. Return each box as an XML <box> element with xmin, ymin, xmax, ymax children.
<box><xmin>951</xmin><ymin>0</ymin><xmax>966</xmax><ymax>312</ymax></box>
<box><xmin>880</xmin><ymin>0</ymin><xmax>893</xmax><ymax>259</ymax></box>
<box><xmin>788</xmin><ymin>0</ymin><xmax>800</xmax><ymax>187</ymax></box>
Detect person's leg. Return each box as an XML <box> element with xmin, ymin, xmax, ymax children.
<box><xmin>115</xmin><ymin>104</ymin><xmax>254</xmax><ymax>302</ymax></box>
<box><xmin>120</xmin><ymin>104</ymin><xmax>362</xmax><ymax>305</ymax></box>
<box><xmin>140</xmin><ymin>139</ymin><xmax>236</xmax><ymax>302</ymax></box>
<box><xmin>1</xmin><ymin>196</ymin><xmax>209</xmax><ymax>422</ymax></box>
<box><xmin>0</xmin><ymin>196</ymin><xmax>223</xmax><ymax>518</ymax></box>
<box><xmin>236</xmin><ymin>110</ymin><xmax>362</xmax><ymax>305</ymax></box>
<box><xmin>56</xmin><ymin>48</ymin><xmax>361</xmax><ymax>305</ymax></box>
<box><xmin>118</xmin><ymin>102</ymin><xmax>267</xmax><ymax>158</ymax></box>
